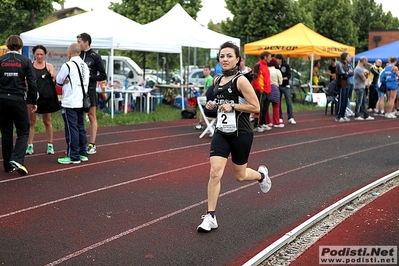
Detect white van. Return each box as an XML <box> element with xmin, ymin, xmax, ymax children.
<box><xmin>101</xmin><ymin>55</ymin><xmax>144</xmax><ymax>88</ymax></box>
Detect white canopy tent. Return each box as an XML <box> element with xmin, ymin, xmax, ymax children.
<box><xmin>20</xmin><ymin>9</ymin><xmax>181</xmax><ymax>52</ymax></box>
<box><xmin>142</xmin><ymin>4</ymin><xmax>240</xmax><ymax>109</ymax></box>
<box><xmin>20</xmin><ymin>9</ymin><xmax>182</xmax><ymax>117</ymax></box>
<box><xmin>142</xmin><ymin>3</ymin><xmax>240</xmax><ymax>49</ymax></box>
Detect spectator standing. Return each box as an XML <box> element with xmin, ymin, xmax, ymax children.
<box><xmin>77</xmin><ymin>33</ymin><xmax>107</xmax><ymax>155</ymax></box>
<box><xmin>265</xmin><ymin>58</ymin><xmax>283</xmax><ymax>127</ymax></box>
<box><xmin>380</xmin><ymin>57</ymin><xmax>399</xmax><ymax>118</ymax></box>
<box><xmin>327</xmin><ymin>59</ymin><xmax>337</xmax><ymax>82</ymax></box>
<box><xmin>252</xmin><ymin>51</ymin><xmax>272</xmax><ymax>132</ymax></box>
<box><xmin>0</xmin><ymin>35</ymin><xmax>38</xmax><ymax>174</ymax></box>
<box><xmin>275</xmin><ymin>54</ymin><xmax>296</xmax><ymax>125</ymax></box>
<box><xmin>369</xmin><ymin>60</ymin><xmax>383</xmax><ymax>115</ymax></box>
<box><xmin>56</xmin><ymin>43</ymin><xmax>89</xmax><ymax>164</ymax></box>
<box><xmin>239</xmin><ymin>57</ymin><xmax>253</xmax><ymax>82</ymax></box>
<box><xmin>345</xmin><ymin>63</ymin><xmax>355</xmax><ymax>117</ymax></box>
<box><xmin>195</xmin><ymin>65</ymin><xmax>213</xmax><ymax>130</ymax></box>
<box><xmin>312</xmin><ymin>61</ymin><xmax>325</xmax><ymax>91</ymax></box>
<box><xmin>353</xmin><ymin>56</ymin><xmax>374</xmax><ymax>121</ymax></box>
<box><xmin>197</xmin><ymin>41</ymin><xmax>271</xmax><ymax>232</ymax></box>
<box><xmin>335</xmin><ymin>52</ymin><xmax>353</xmax><ymax>122</ymax></box>
<box><xmin>214</xmin><ymin>54</ymin><xmax>222</xmax><ymax>75</ymax></box>
<box><xmin>26</xmin><ymin>45</ymin><xmax>60</xmax><ymax>155</ymax></box>
<box><xmin>203</xmin><ymin>65</ymin><xmax>213</xmax><ymax>91</ymax></box>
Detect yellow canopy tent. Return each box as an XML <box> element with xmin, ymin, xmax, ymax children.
<box><xmin>0</xmin><ymin>45</ymin><xmax>8</xmax><ymax>56</ymax></box>
<box><xmin>244</xmin><ymin>23</ymin><xmax>356</xmax><ymax>88</ymax></box>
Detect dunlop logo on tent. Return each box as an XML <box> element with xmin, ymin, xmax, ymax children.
<box><xmin>257</xmin><ymin>46</ymin><xmax>299</xmax><ymax>51</ymax></box>
<box><xmin>323</xmin><ymin>47</ymin><xmax>348</xmax><ymax>52</ymax></box>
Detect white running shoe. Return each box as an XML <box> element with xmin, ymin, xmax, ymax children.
<box><xmin>197</xmin><ymin>213</ymin><xmax>218</xmax><ymax>232</ymax></box>
<box><xmin>256</xmin><ymin>126</ymin><xmax>265</xmax><ymax>132</ymax></box>
<box><xmin>365</xmin><ymin>116</ymin><xmax>375</xmax><ymax>121</ymax></box>
<box><xmin>385</xmin><ymin>113</ymin><xmax>396</xmax><ymax>119</ymax></box>
<box><xmin>354</xmin><ymin>116</ymin><xmax>364</xmax><ymax>121</ymax></box>
<box><xmin>288</xmin><ymin>118</ymin><xmax>297</xmax><ymax>124</ymax></box>
<box><xmin>273</xmin><ymin>124</ymin><xmax>285</xmax><ymax>128</ymax></box>
<box><xmin>258</xmin><ymin>165</ymin><xmax>272</xmax><ymax>193</ymax></box>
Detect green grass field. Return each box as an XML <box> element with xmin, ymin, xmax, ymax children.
<box><xmin>32</xmin><ymin>100</ymin><xmax>322</xmax><ymax>134</ymax></box>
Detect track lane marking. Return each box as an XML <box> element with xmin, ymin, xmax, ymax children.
<box><xmin>42</xmin><ymin>140</ymin><xmax>399</xmax><ymax>265</ymax></box>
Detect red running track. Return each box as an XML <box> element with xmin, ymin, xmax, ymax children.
<box><xmin>293</xmin><ymin>185</ymin><xmax>399</xmax><ymax>265</ymax></box>
<box><xmin>0</xmin><ymin>110</ymin><xmax>398</xmax><ymax>265</ymax></box>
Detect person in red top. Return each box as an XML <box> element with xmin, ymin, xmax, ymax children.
<box><xmin>252</xmin><ymin>51</ymin><xmax>272</xmax><ymax>132</ymax></box>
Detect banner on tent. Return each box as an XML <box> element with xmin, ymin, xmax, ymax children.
<box><xmin>26</xmin><ymin>47</ymin><xmax>68</xmax><ymax>73</ymax></box>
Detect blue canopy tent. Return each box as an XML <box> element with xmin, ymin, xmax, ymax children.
<box><xmin>355</xmin><ymin>40</ymin><xmax>399</xmax><ymax>63</ymax></box>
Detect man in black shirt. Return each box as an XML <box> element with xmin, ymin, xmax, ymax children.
<box><xmin>77</xmin><ymin>33</ymin><xmax>107</xmax><ymax>155</ymax></box>
<box><xmin>275</xmin><ymin>54</ymin><xmax>296</xmax><ymax>124</ymax></box>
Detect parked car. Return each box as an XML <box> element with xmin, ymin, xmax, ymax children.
<box><xmin>187</xmin><ymin>68</ymin><xmax>215</xmax><ymax>85</ymax></box>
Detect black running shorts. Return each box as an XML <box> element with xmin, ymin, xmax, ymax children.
<box><xmin>210</xmin><ymin>131</ymin><xmax>253</xmax><ymax>165</ymax></box>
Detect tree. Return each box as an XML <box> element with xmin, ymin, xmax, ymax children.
<box><xmin>221</xmin><ymin>0</ymin><xmax>313</xmax><ymax>66</ymax></box>
<box><xmin>352</xmin><ymin>0</ymin><xmax>399</xmax><ymax>52</ymax></box>
<box><xmin>0</xmin><ymin>0</ymin><xmax>64</xmax><ymax>44</ymax></box>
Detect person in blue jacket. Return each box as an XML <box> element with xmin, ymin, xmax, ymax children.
<box><xmin>380</xmin><ymin>56</ymin><xmax>399</xmax><ymax>118</ymax></box>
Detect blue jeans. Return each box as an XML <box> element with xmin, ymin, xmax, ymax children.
<box><xmin>279</xmin><ymin>85</ymin><xmax>294</xmax><ymax>120</ymax></box>
<box><xmin>61</xmin><ymin>108</ymin><xmax>88</xmax><ymax>161</ymax></box>
<box><xmin>354</xmin><ymin>88</ymin><xmax>369</xmax><ymax>118</ymax></box>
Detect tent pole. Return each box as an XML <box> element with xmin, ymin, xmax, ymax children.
<box><xmin>180</xmin><ymin>49</ymin><xmax>184</xmax><ymax>109</ymax></box>
<box><xmin>310</xmin><ymin>54</ymin><xmax>314</xmax><ymax>94</ymax></box>
<box><xmin>110</xmin><ymin>47</ymin><xmax>114</xmax><ymax>119</ymax></box>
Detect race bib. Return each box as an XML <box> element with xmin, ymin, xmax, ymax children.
<box><xmin>216</xmin><ymin>111</ymin><xmax>237</xmax><ymax>133</ymax></box>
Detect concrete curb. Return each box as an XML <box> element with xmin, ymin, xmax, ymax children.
<box><xmin>243</xmin><ymin>170</ymin><xmax>399</xmax><ymax>266</ymax></box>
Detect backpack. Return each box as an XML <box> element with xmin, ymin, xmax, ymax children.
<box><xmin>377</xmin><ymin>68</ymin><xmax>387</xmax><ymax>93</ymax></box>
<box><xmin>181</xmin><ymin>109</ymin><xmax>196</xmax><ymax>119</ymax></box>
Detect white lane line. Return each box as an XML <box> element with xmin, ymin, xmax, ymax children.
<box><xmin>2</xmin><ymin>124</ymin><xmax>396</xmax><ymax>184</ymax></box>
<box><xmin>0</xmin><ymin>141</ymin><xmax>209</xmax><ymax>184</ymax></box>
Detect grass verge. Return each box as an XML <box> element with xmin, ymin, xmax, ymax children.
<box><xmin>32</xmin><ymin>100</ymin><xmax>322</xmax><ymax>134</ymax></box>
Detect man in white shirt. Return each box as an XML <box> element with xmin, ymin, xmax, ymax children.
<box><xmin>56</xmin><ymin>43</ymin><xmax>90</xmax><ymax>164</ymax></box>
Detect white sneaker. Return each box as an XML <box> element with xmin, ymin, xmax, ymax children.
<box><xmin>385</xmin><ymin>113</ymin><xmax>396</xmax><ymax>119</ymax></box>
<box><xmin>258</xmin><ymin>165</ymin><xmax>271</xmax><ymax>193</ymax></box>
<box><xmin>354</xmin><ymin>116</ymin><xmax>364</xmax><ymax>121</ymax></box>
<box><xmin>273</xmin><ymin>124</ymin><xmax>285</xmax><ymax>128</ymax></box>
<box><xmin>256</xmin><ymin>126</ymin><xmax>264</xmax><ymax>132</ymax></box>
<box><xmin>343</xmin><ymin>117</ymin><xmax>351</xmax><ymax>122</ymax></box>
<box><xmin>262</xmin><ymin>125</ymin><xmax>272</xmax><ymax>131</ymax></box>
<box><xmin>365</xmin><ymin>116</ymin><xmax>375</xmax><ymax>121</ymax></box>
<box><xmin>279</xmin><ymin>118</ymin><xmax>283</xmax><ymax>123</ymax></box>
<box><xmin>335</xmin><ymin>118</ymin><xmax>345</xmax><ymax>122</ymax></box>
<box><xmin>288</xmin><ymin>118</ymin><xmax>297</xmax><ymax>124</ymax></box>
<box><xmin>197</xmin><ymin>213</ymin><xmax>218</xmax><ymax>232</ymax></box>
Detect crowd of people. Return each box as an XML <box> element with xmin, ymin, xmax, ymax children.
<box><xmin>0</xmin><ymin>33</ymin><xmax>106</xmax><ymax>174</ymax></box>
<box><xmin>195</xmin><ymin>51</ymin><xmax>297</xmax><ymax>133</ymax></box>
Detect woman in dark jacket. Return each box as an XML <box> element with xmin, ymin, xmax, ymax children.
<box><xmin>0</xmin><ymin>35</ymin><xmax>38</xmax><ymax>174</ymax></box>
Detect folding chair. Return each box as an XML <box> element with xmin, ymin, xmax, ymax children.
<box><xmin>197</xmin><ymin>96</ymin><xmax>216</xmax><ymax>138</ymax></box>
